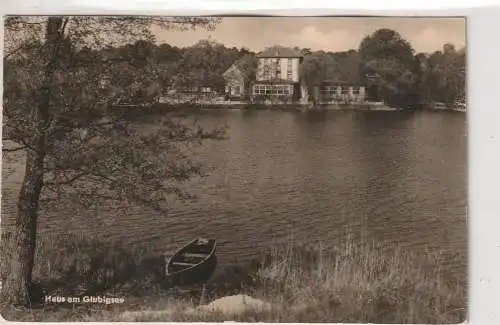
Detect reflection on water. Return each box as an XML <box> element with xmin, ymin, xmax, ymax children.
<box><xmin>2</xmin><ymin>109</ymin><xmax>467</xmax><ymax>276</ymax></box>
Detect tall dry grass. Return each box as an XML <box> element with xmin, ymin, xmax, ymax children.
<box><xmin>0</xmin><ymin>230</ymin><xmax>167</xmax><ymax>301</ymax></box>
<box><xmin>1</xmin><ymin>231</ymin><xmax>466</xmax><ymax>323</ymax></box>
<box><xmin>250</xmin><ymin>239</ymin><xmax>466</xmax><ymax>323</ymax></box>
<box><xmin>94</xmin><ymin>238</ymin><xmax>467</xmax><ymax>323</ymax></box>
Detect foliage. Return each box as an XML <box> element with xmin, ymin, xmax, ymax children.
<box><xmin>357</xmin><ymin>28</ymin><xmax>466</xmax><ymax>108</ymax></box>
<box><xmin>1</xmin><ymin>15</ymin><xmax>223</xmax><ymax>306</ymax></box>
<box><xmin>360</xmin><ymin>29</ymin><xmax>415</xmax><ymax>63</ymax></box>
<box><xmin>6</xmin><ymin>24</ymin><xmax>464</xmax><ymax>110</ymax></box>
<box><xmin>359</xmin><ymin>29</ymin><xmax>420</xmax><ymax>108</ymax></box>
<box><xmin>420</xmin><ymin>44</ymin><xmax>466</xmax><ymax>105</ymax></box>
<box><xmin>94</xmin><ymin>40</ymin><xmax>255</xmax><ymax>94</ymax></box>
<box><xmin>173</xmin><ymin>39</ymin><xmax>242</xmax><ymax>92</ymax></box>
<box><xmin>132</xmin><ymin>33</ymin><xmax>463</xmax><ymax>110</ymax></box>
<box><xmin>300</xmin><ymin>51</ymin><xmax>329</xmax><ymax>88</ymax></box>
<box><xmin>333</xmin><ymin>50</ymin><xmax>362</xmax><ymax>84</ymax></box>
<box><xmin>298</xmin><ymin>50</ymin><xmax>361</xmax><ymax>103</ymax></box>
<box><xmin>235</xmin><ymin>53</ymin><xmax>258</xmax><ymax>81</ymax></box>
<box><xmin>4</xmin><ymin>20</ymin><xmax>225</xmax><ymax>209</ymax></box>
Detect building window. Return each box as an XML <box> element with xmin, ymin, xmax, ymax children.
<box><xmin>263</xmin><ymin>65</ymin><xmax>270</xmax><ymax>80</ymax></box>
<box><xmin>234</xmin><ymin>86</ymin><xmax>240</xmax><ymax>95</ymax></box>
<box><xmin>253</xmin><ymin>84</ymin><xmax>294</xmax><ymax>96</ymax></box>
<box><xmin>319</xmin><ymin>85</ymin><xmax>338</xmax><ymax>98</ymax></box>
<box><xmin>275</xmin><ymin>59</ymin><xmax>281</xmax><ymax>79</ymax></box>
<box><xmin>286</xmin><ymin>59</ymin><xmax>293</xmax><ymax>80</ymax></box>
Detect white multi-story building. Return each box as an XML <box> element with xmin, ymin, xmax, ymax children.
<box><xmin>252</xmin><ymin>46</ymin><xmax>303</xmax><ymax>100</ymax></box>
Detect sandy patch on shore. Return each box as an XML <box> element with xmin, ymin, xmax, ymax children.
<box><xmin>118</xmin><ymin>294</ymin><xmax>271</xmax><ymax>321</ymax></box>
<box><xmin>197</xmin><ymin>294</ymin><xmax>271</xmax><ymax>315</ymax></box>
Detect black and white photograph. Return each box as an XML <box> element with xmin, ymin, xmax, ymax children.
<box><xmin>1</xmin><ymin>15</ymin><xmax>467</xmax><ymax>322</ymax></box>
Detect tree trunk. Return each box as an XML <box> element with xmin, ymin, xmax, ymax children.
<box><xmin>1</xmin><ymin>149</ymin><xmax>45</xmax><ymax>306</ymax></box>
<box><xmin>0</xmin><ymin>17</ymin><xmax>64</xmax><ymax>307</ymax></box>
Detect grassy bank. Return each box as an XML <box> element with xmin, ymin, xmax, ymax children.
<box><xmin>0</xmin><ymin>231</ymin><xmax>466</xmax><ymax>323</ymax></box>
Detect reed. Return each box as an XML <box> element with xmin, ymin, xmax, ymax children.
<box><xmin>0</xmin><ymin>231</ymin><xmax>466</xmax><ymax>323</ymax></box>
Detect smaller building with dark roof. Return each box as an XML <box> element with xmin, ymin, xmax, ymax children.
<box><xmin>313</xmin><ymin>80</ymin><xmax>366</xmax><ymax>104</ymax></box>
<box><xmin>223</xmin><ymin>64</ymin><xmax>249</xmax><ymax>99</ymax></box>
<box><xmin>222</xmin><ymin>55</ymin><xmax>257</xmax><ymax>99</ymax></box>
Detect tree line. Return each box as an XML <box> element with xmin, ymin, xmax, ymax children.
<box><xmin>98</xmin><ymin>38</ymin><xmax>255</xmax><ymax>94</ymax></box>
<box><xmin>358</xmin><ymin>29</ymin><xmax>465</xmax><ymax>108</ymax></box>
<box><xmin>298</xmin><ymin>29</ymin><xmax>465</xmax><ymax>108</ymax></box>
<box><xmin>12</xmin><ymin>27</ymin><xmax>462</xmax><ymax>109</ymax></box>
<box><xmin>99</xmin><ymin>28</ymin><xmax>465</xmax><ymax>109</ymax></box>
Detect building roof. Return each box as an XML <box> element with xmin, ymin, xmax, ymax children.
<box><xmin>257</xmin><ymin>46</ymin><xmax>303</xmax><ymax>58</ymax></box>
<box><xmin>223</xmin><ymin>64</ymin><xmax>240</xmax><ymax>76</ymax></box>
<box><xmin>233</xmin><ymin>59</ymin><xmax>250</xmax><ymax>70</ymax></box>
<box><xmin>223</xmin><ymin>63</ymin><xmax>249</xmax><ymax>81</ymax></box>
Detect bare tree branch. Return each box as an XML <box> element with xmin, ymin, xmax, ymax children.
<box><xmin>2</xmin><ymin>146</ymin><xmax>26</xmax><ymax>152</ymax></box>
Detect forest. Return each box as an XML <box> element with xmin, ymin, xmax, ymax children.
<box><xmin>92</xmin><ymin>28</ymin><xmax>466</xmax><ymax>109</ymax></box>
<box><xmin>5</xmin><ymin>27</ymin><xmax>466</xmax><ymax>109</ymax></box>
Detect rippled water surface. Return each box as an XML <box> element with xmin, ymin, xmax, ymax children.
<box><xmin>2</xmin><ymin>109</ymin><xmax>467</xmax><ymax>275</ymax></box>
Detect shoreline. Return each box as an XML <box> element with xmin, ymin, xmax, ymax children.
<box><xmin>0</xmin><ymin>230</ymin><xmax>466</xmax><ymax>323</ymax></box>
<box><xmin>119</xmin><ymin>102</ymin><xmax>467</xmax><ymax>114</ymax></box>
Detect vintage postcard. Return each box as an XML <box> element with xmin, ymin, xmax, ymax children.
<box><xmin>1</xmin><ymin>15</ymin><xmax>466</xmax><ymax>322</ymax></box>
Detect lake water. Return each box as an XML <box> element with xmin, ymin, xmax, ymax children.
<box><xmin>1</xmin><ymin>109</ymin><xmax>467</xmax><ymax>277</ymax></box>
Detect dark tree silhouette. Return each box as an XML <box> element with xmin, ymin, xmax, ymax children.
<box><xmin>1</xmin><ymin>15</ymin><xmax>222</xmax><ymax>307</ymax></box>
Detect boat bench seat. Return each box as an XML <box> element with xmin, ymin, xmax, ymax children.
<box><xmin>172</xmin><ymin>261</ymin><xmax>198</xmax><ymax>267</ymax></box>
<box><xmin>183</xmin><ymin>253</ymin><xmax>209</xmax><ymax>258</ymax></box>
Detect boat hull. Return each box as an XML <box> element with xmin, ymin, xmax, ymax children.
<box><xmin>165</xmin><ymin>238</ymin><xmax>217</xmax><ymax>287</ymax></box>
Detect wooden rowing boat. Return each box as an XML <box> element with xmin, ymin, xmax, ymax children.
<box><xmin>165</xmin><ymin>238</ymin><xmax>217</xmax><ymax>287</ymax></box>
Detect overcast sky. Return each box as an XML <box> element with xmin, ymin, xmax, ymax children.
<box><xmin>154</xmin><ymin>16</ymin><xmax>466</xmax><ymax>53</ymax></box>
